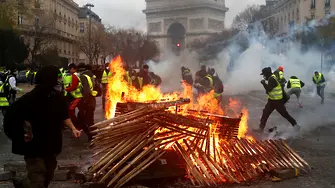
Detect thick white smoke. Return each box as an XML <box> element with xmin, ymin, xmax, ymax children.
<box><xmin>145</xmin><ymin>17</ymin><xmax>335</xmax><ymax>137</ymax></box>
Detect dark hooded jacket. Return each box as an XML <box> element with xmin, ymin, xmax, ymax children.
<box><xmin>5</xmin><ymin>66</ymin><xmax>69</xmax><ymax>156</ymax></box>
<box><xmin>80</xmin><ymin>70</ymin><xmax>96</xmax><ymax>109</ymax></box>
<box><xmin>261</xmin><ymin>67</ymin><xmax>289</xmax><ymax>102</ymax></box>
<box><xmin>261</xmin><ymin>67</ymin><xmax>280</xmax><ymax>94</ymax></box>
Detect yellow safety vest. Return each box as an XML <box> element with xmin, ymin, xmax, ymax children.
<box><xmin>278</xmin><ymin>71</ymin><xmax>284</xmax><ymax>80</ymax></box>
<box><xmin>138</xmin><ymin>77</ymin><xmax>143</xmax><ymax>89</ymax></box>
<box><xmin>289</xmin><ymin>78</ymin><xmax>301</xmax><ymax>88</ymax></box>
<box><xmin>183</xmin><ymin>69</ymin><xmax>191</xmax><ymax>76</ymax></box>
<box><xmin>70</xmin><ymin>73</ymin><xmax>83</xmax><ymax>98</ymax></box>
<box><xmin>214</xmin><ymin>92</ymin><xmax>221</xmax><ymax>99</ymax></box>
<box><xmin>26</xmin><ymin>70</ymin><xmax>30</xmax><ymax>78</ymax></box>
<box><xmin>268</xmin><ymin>74</ymin><xmax>283</xmax><ymax>100</ymax></box>
<box><xmin>0</xmin><ymin>82</ymin><xmax>9</xmax><ymax>107</ymax></box>
<box><xmin>101</xmin><ymin>70</ymin><xmax>112</xmax><ymax>84</ymax></box>
<box><xmin>63</xmin><ymin>73</ymin><xmax>72</xmax><ymax>96</ymax></box>
<box><xmin>313</xmin><ymin>73</ymin><xmax>326</xmax><ymax>87</ymax></box>
<box><xmin>205</xmin><ymin>75</ymin><xmax>213</xmax><ymax>88</ymax></box>
<box><xmin>83</xmin><ymin>74</ymin><xmax>97</xmax><ymax>97</ymax></box>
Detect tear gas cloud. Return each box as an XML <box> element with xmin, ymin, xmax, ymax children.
<box><xmin>146</xmin><ymin>17</ymin><xmax>335</xmax><ymax>134</ymax></box>
<box><xmin>148</xmin><ymin>19</ymin><xmax>335</xmax><ymax>95</ymax></box>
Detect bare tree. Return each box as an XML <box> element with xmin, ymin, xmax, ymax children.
<box><xmin>22</xmin><ymin>9</ymin><xmax>57</xmax><ymax>66</ymax></box>
<box><xmin>103</xmin><ymin>28</ymin><xmax>159</xmax><ymax>66</ymax></box>
<box><xmin>0</xmin><ymin>0</ymin><xmax>32</xmax><ymax>29</ymax></box>
<box><xmin>232</xmin><ymin>5</ymin><xmax>269</xmax><ymax>32</ymax></box>
<box><xmin>79</xmin><ymin>24</ymin><xmax>108</xmax><ymax>65</ymax></box>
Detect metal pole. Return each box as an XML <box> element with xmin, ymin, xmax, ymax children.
<box><xmin>321</xmin><ymin>39</ymin><xmax>324</xmax><ymax>73</ymax></box>
<box><xmin>88</xmin><ymin>7</ymin><xmax>92</xmax><ymax>65</ymax></box>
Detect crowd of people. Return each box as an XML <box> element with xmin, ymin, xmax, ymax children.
<box><xmin>1</xmin><ymin>61</ymin><xmax>163</xmax><ymax>188</ymax></box>
<box><xmin>0</xmin><ymin>60</ymin><xmax>328</xmax><ymax>188</ymax></box>
<box><xmin>253</xmin><ymin>65</ymin><xmax>327</xmax><ymax>135</ymax></box>
<box><xmin>181</xmin><ymin>65</ymin><xmax>224</xmax><ymax>102</ymax></box>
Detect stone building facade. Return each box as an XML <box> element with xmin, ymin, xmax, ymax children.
<box><xmin>16</xmin><ymin>0</ymin><xmax>102</xmax><ymax>65</ymax></box>
<box><xmin>78</xmin><ymin>7</ymin><xmax>103</xmax><ymax>64</ymax></box>
<box><xmin>273</xmin><ymin>0</ymin><xmax>335</xmax><ymax>36</ymax></box>
<box><xmin>143</xmin><ymin>0</ymin><xmax>229</xmax><ymax>51</ymax></box>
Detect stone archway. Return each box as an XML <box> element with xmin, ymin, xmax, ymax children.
<box><xmin>167</xmin><ymin>22</ymin><xmax>186</xmax><ymax>55</ymax></box>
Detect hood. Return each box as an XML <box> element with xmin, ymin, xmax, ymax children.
<box><xmin>260</xmin><ymin>67</ymin><xmax>272</xmax><ymax>79</ymax></box>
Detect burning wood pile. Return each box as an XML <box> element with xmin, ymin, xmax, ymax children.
<box><xmin>88</xmin><ymin>98</ymin><xmax>311</xmax><ymax>188</ymax></box>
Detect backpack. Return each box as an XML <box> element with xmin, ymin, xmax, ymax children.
<box><xmin>213</xmin><ymin>76</ymin><xmax>224</xmax><ymax>93</ymax></box>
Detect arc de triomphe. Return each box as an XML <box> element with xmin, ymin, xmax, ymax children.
<box><xmin>143</xmin><ymin>0</ymin><xmax>229</xmax><ymax>52</ymax></box>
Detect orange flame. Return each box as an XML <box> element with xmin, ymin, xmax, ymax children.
<box><xmin>105</xmin><ymin>56</ymin><xmax>250</xmax><ymax>139</ymax></box>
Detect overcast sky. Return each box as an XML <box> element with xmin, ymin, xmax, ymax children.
<box><xmin>74</xmin><ymin>0</ymin><xmax>265</xmax><ymax>30</ymax></box>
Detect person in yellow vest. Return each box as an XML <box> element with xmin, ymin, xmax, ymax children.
<box><xmin>62</xmin><ymin>69</ymin><xmax>73</xmax><ymax>102</ymax></box>
<box><xmin>274</xmin><ymin>66</ymin><xmax>287</xmax><ymax>88</ymax></box>
<box><xmin>78</xmin><ymin>63</ymin><xmax>97</xmax><ymax>141</ymax></box>
<box><xmin>65</xmin><ymin>63</ymin><xmax>85</xmax><ymax>131</ymax></box>
<box><xmin>101</xmin><ymin>62</ymin><xmax>112</xmax><ymax>110</ymax></box>
<box><xmin>0</xmin><ymin>78</ymin><xmax>10</xmax><ymax>121</ymax></box>
<box><xmin>253</xmin><ymin>67</ymin><xmax>300</xmax><ymax>134</ymax></box>
<box><xmin>287</xmin><ymin>76</ymin><xmax>305</xmax><ymax>108</ymax></box>
<box><xmin>129</xmin><ymin>70</ymin><xmax>143</xmax><ymax>90</ymax></box>
<box><xmin>181</xmin><ymin>66</ymin><xmax>193</xmax><ymax>86</ymax></box>
<box><xmin>209</xmin><ymin>68</ymin><xmax>224</xmax><ymax>103</ymax></box>
<box><xmin>194</xmin><ymin>71</ymin><xmax>213</xmax><ymax>95</ymax></box>
<box><xmin>313</xmin><ymin>71</ymin><xmax>326</xmax><ymax>104</ymax></box>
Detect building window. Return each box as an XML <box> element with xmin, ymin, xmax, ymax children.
<box><xmin>34</xmin><ymin>0</ymin><xmax>40</xmax><ymax>8</ymax></box>
<box><xmin>325</xmin><ymin>0</ymin><xmax>330</xmax><ymax>7</ymax></box>
<box><xmin>18</xmin><ymin>13</ymin><xmax>23</xmax><ymax>25</ymax></box>
<box><xmin>311</xmin><ymin>0</ymin><xmax>316</xmax><ymax>9</ymax></box>
<box><xmin>35</xmin><ymin>16</ymin><xmax>40</xmax><ymax>27</ymax></box>
<box><xmin>79</xmin><ymin>23</ymin><xmax>84</xmax><ymax>33</ymax></box>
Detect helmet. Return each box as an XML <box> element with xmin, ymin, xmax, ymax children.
<box><xmin>278</xmin><ymin>66</ymin><xmax>284</xmax><ymax>71</ymax></box>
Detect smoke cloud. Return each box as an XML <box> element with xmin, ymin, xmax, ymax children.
<box><xmin>146</xmin><ymin>17</ymin><xmax>335</xmax><ymax>137</ymax></box>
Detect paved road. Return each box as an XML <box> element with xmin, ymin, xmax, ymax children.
<box><xmin>0</xmin><ymin>88</ymin><xmax>334</xmax><ymax>188</ymax></box>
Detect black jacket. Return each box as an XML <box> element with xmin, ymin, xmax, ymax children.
<box><xmin>9</xmin><ymin>86</ymin><xmax>68</xmax><ymax>156</ymax></box>
<box><xmin>80</xmin><ymin>71</ymin><xmax>96</xmax><ymax>109</ymax></box>
<box><xmin>261</xmin><ymin>76</ymin><xmax>278</xmax><ymax>94</ymax></box>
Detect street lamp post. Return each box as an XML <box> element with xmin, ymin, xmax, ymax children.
<box><xmin>321</xmin><ymin>38</ymin><xmax>324</xmax><ymax>73</ymax></box>
<box><xmin>85</xmin><ymin>3</ymin><xmax>94</xmax><ymax>65</ymax></box>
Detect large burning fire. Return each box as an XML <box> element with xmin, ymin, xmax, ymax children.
<box><xmin>90</xmin><ymin>56</ymin><xmax>310</xmax><ymax>187</ymax></box>
<box><xmin>105</xmin><ymin>56</ymin><xmax>249</xmax><ymax>138</ymax></box>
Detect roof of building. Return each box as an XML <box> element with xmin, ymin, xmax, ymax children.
<box><xmin>79</xmin><ymin>7</ymin><xmax>102</xmax><ymax>23</ymax></box>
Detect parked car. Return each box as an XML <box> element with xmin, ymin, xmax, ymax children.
<box><xmin>16</xmin><ymin>70</ymin><xmax>28</xmax><ymax>83</ymax></box>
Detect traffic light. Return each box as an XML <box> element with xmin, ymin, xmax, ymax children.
<box><xmin>176</xmin><ymin>43</ymin><xmax>180</xmax><ymax>47</ymax></box>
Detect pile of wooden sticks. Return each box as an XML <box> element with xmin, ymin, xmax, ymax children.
<box><xmin>88</xmin><ymin>99</ymin><xmax>310</xmax><ymax>188</ymax></box>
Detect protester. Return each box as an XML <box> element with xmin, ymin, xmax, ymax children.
<box><xmin>6</xmin><ymin>68</ymin><xmax>22</xmax><ymax>104</ymax></box>
<box><xmin>78</xmin><ymin>63</ymin><xmax>97</xmax><ymax>141</ymax></box>
<box><xmin>287</xmin><ymin>76</ymin><xmax>305</xmax><ymax>108</ymax></box>
<box><xmin>65</xmin><ymin>63</ymin><xmax>84</xmax><ymax>131</ymax></box>
<box><xmin>101</xmin><ymin>62</ymin><xmax>112</xmax><ymax>110</ymax></box>
<box><xmin>181</xmin><ymin>66</ymin><xmax>193</xmax><ymax>86</ymax></box>
<box><xmin>138</xmin><ymin>64</ymin><xmax>151</xmax><ymax>87</ymax></box>
<box><xmin>312</xmin><ymin>71</ymin><xmax>326</xmax><ymax>104</ymax></box>
<box><xmin>3</xmin><ymin>65</ymin><xmax>81</xmax><ymax>188</ymax></box>
<box><xmin>129</xmin><ymin>70</ymin><xmax>142</xmax><ymax>90</ymax></box>
<box><xmin>253</xmin><ymin>67</ymin><xmax>300</xmax><ymax>134</ymax></box>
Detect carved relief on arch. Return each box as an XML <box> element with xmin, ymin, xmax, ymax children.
<box><xmin>189</xmin><ymin>18</ymin><xmax>204</xmax><ymax>30</ymax></box>
<box><xmin>164</xmin><ymin>17</ymin><xmax>187</xmax><ymax>33</ymax></box>
<box><xmin>148</xmin><ymin>22</ymin><xmax>162</xmax><ymax>33</ymax></box>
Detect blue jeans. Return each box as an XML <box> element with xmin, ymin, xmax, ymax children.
<box><xmin>316</xmin><ymin>85</ymin><xmax>325</xmax><ymax>99</ymax></box>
